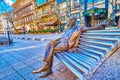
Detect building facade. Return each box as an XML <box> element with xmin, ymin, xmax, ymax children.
<box><xmin>57</xmin><ymin>0</ymin><xmax>115</xmax><ymax>28</ymax></box>
<box><xmin>84</xmin><ymin>1</ymin><xmax>108</xmax><ymax>27</ymax></box>
<box><xmin>35</xmin><ymin>0</ymin><xmax>58</xmax><ymax>31</ymax></box>
<box><xmin>12</xmin><ymin>0</ymin><xmax>37</xmax><ymax>33</ymax></box>
<box><xmin>0</xmin><ymin>15</ymin><xmax>3</xmax><ymax>34</ymax></box>
<box><xmin>57</xmin><ymin>1</ymin><xmax>67</xmax><ymax>31</ymax></box>
<box><xmin>57</xmin><ymin>0</ymin><xmax>82</xmax><ymax>31</ymax></box>
<box><xmin>0</xmin><ymin>14</ymin><xmax>12</xmax><ymax>34</ymax></box>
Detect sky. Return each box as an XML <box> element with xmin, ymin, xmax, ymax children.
<box><xmin>0</xmin><ymin>0</ymin><xmax>16</xmax><ymax>14</ymax></box>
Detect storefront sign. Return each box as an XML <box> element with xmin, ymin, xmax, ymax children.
<box><xmin>83</xmin><ymin>8</ymin><xmax>107</xmax><ymax>16</ymax></box>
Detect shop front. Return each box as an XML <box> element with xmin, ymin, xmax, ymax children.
<box><xmin>83</xmin><ymin>8</ymin><xmax>108</xmax><ymax>27</ymax></box>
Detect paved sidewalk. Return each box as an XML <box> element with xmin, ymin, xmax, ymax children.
<box><xmin>0</xmin><ymin>39</ymin><xmax>77</xmax><ymax>80</ymax></box>
<box><xmin>89</xmin><ymin>48</ymin><xmax>120</xmax><ymax>80</ymax></box>
<box><xmin>0</xmin><ymin>39</ymin><xmax>120</xmax><ymax>80</ymax></box>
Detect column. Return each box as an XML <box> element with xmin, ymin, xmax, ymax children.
<box><xmin>84</xmin><ymin>0</ymin><xmax>88</xmax><ymax>26</ymax></box>
<box><xmin>105</xmin><ymin>0</ymin><xmax>109</xmax><ymax>18</ymax></box>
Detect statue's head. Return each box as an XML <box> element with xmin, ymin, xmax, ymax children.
<box><xmin>69</xmin><ymin>16</ymin><xmax>77</xmax><ymax>27</ymax></box>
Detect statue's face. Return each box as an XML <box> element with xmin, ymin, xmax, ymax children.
<box><xmin>70</xmin><ymin>19</ymin><xmax>75</xmax><ymax>26</ymax></box>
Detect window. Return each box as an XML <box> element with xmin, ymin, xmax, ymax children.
<box><xmin>70</xmin><ymin>14</ymin><xmax>73</xmax><ymax>17</ymax></box>
<box><xmin>73</xmin><ymin>14</ymin><xmax>76</xmax><ymax>17</ymax></box>
<box><xmin>76</xmin><ymin>13</ymin><xmax>80</xmax><ymax>19</ymax></box>
<box><xmin>42</xmin><ymin>8</ymin><xmax>47</xmax><ymax>15</ymax></box>
<box><xmin>31</xmin><ymin>15</ymin><xmax>34</xmax><ymax>20</ymax></box>
<box><xmin>60</xmin><ymin>16</ymin><xmax>65</xmax><ymax>21</ymax></box>
<box><xmin>30</xmin><ymin>5</ymin><xmax>33</xmax><ymax>10</ymax></box>
<box><xmin>76</xmin><ymin>21</ymin><xmax>80</xmax><ymax>26</ymax></box>
<box><xmin>51</xmin><ymin>4</ymin><xmax>54</xmax><ymax>12</ymax></box>
<box><xmin>72</xmin><ymin>0</ymin><xmax>80</xmax><ymax>10</ymax></box>
<box><xmin>117</xmin><ymin>4</ymin><xmax>120</xmax><ymax>11</ymax></box>
<box><xmin>25</xmin><ymin>18</ymin><xmax>27</xmax><ymax>22</ymax></box>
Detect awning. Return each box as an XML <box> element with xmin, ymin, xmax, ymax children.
<box><xmin>39</xmin><ymin>13</ymin><xmax>61</xmax><ymax>26</ymax></box>
<box><xmin>39</xmin><ymin>19</ymin><xmax>61</xmax><ymax>26</ymax></box>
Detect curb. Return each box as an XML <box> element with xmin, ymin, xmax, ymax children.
<box><xmin>13</xmin><ymin>37</ymin><xmax>52</xmax><ymax>41</ymax></box>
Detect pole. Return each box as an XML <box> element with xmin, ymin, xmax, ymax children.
<box><xmin>105</xmin><ymin>0</ymin><xmax>109</xmax><ymax>19</ymax></box>
<box><xmin>7</xmin><ymin>21</ymin><xmax>11</xmax><ymax>44</ymax></box>
<box><xmin>7</xmin><ymin>31</ymin><xmax>11</xmax><ymax>44</ymax></box>
<box><xmin>115</xmin><ymin>0</ymin><xmax>117</xmax><ymax>13</ymax></box>
<box><xmin>79</xmin><ymin>0</ymin><xmax>83</xmax><ymax>22</ymax></box>
<box><xmin>84</xmin><ymin>0</ymin><xmax>88</xmax><ymax>26</ymax></box>
<box><xmin>92</xmin><ymin>0</ymin><xmax>94</xmax><ymax>8</ymax></box>
<box><xmin>92</xmin><ymin>0</ymin><xmax>94</xmax><ymax>26</ymax></box>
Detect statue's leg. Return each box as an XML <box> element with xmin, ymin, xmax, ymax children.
<box><xmin>53</xmin><ymin>43</ymin><xmax>68</xmax><ymax>53</ymax></box>
<box><xmin>43</xmin><ymin>41</ymin><xmax>58</xmax><ymax>62</ymax></box>
<box><xmin>38</xmin><ymin>42</ymin><xmax>68</xmax><ymax>78</ymax></box>
<box><xmin>32</xmin><ymin>42</ymin><xmax>55</xmax><ymax>78</ymax></box>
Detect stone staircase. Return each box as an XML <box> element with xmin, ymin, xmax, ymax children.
<box><xmin>55</xmin><ymin>29</ymin><xmax>120</xmax><ymax>80</ymax></box>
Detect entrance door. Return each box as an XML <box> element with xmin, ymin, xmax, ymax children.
<box><xmin>115</xmin><ymin>16</ymin><xmax>119</xmax><ymax>26</ymax></box>
<box><xmin>86</xmin><ymin>16</ymin><xmax>91</xmax><ymax>27</ymax></box>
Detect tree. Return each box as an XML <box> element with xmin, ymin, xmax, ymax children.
<box><xmin>0</xmin><ymin>0</ymin><xmax>18</xmax><ymax>33</ymax></box>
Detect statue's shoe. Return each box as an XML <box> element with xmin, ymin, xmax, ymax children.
<box><xmin>32</xmin><ymin>66</ymin><xmax>49</xmax><ymax>74</ymax></box>
<box><xmin>39</xmin><ymin>70</ymin><xmax>52</xmax><ymax>78</ymax></box>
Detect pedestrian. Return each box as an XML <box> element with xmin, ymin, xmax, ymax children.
<box><xmin>32</xmin><ymin>16</ymin><xmax>107</xmax><ymax>78</ymax></box>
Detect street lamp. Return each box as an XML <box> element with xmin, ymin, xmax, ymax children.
<box><xmin>6</xmin><ymin>20</ymin><xmax>12</xmax><ymax>44</ymax></box>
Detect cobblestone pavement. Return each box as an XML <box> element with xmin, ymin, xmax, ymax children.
<box><xmin>0</xmin><ymin>39</ymin><xmax>77</xmax><ymax>80</ymax></box>
<box><xmin>89</xmin><ymin>48</ymin><xmax>120</xmax><ymax>80</ymax></box>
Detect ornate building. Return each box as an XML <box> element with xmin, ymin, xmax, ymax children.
<box><xmin>35</xmin><ymin>0</ymin><xmax>58</xmax><ymax>30</ymax></box>
<box><xmin>12</xmin><ymin>0</ymin><xmax>37</xmax><ymax>33</ymax></box>
<box><xmin>57</xmin><ymin>0</ymin><xmax>83</xmax><ymax>31</ymax></box>
<box><xmin>57</xmin><ymin>1</ymin><xmax>67</xmax><ymax>31</ymax></box>
<box><xmin>0</xmin><ymin>14</ymin><xmax>13</xmax><ymax>34</ymax></box>
<box><xmin>0</xmin><ymin>15</ymin><xmax>3</xmax><ymax>34</ymax></box>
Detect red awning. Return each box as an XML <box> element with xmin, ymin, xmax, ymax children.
<box><xmin>39</xmin><ymin>19</ymin><xmax>61</xmax><ymax>26</ymax></box>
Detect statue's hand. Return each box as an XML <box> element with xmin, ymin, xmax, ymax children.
<box><xmin>101</xmin><ymin>22</ymin><xmax>108</xmax><ymax>26</ymax></box>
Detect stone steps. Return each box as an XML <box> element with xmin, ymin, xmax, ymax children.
<box><xmin>55</xmin><ymin>29</ymin><xmax>120</xmax><ymax>80</ymax></box>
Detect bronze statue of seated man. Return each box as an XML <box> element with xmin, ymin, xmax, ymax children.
<box><xmin>32</xmin><ymin>17</ymin><xmax>107</xmax><ymax>78</ymax></box>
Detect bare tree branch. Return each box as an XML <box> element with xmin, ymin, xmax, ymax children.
<box><xmin>0</xmin><ymin>0</ymin><xmax>18</xmax><ymax>33</ymax></box>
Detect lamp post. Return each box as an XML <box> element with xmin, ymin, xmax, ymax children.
<box><xmin>84</xmin><ymin>0</ymin><xmax>88</xmax><ymax>26</ymax></box>
<box><xmin>6</xmin><ymin>20</ymin><xmax>12</xmax><ymax>44</ymax></box>
<box><xmin>91</xmin><ymin>0</ymin><xmax>95</xmax><ymax>26</ymax></box>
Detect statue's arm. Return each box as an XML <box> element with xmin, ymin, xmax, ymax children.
<box><xmin>52</xmin><ymin>38</ymin><xmax>61</xmax><ymax>42</ymax></box>
<box><xmin>82</xmin><ymin>23</ymin><xmax>107</xmax><ymax>32</ymax></box>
